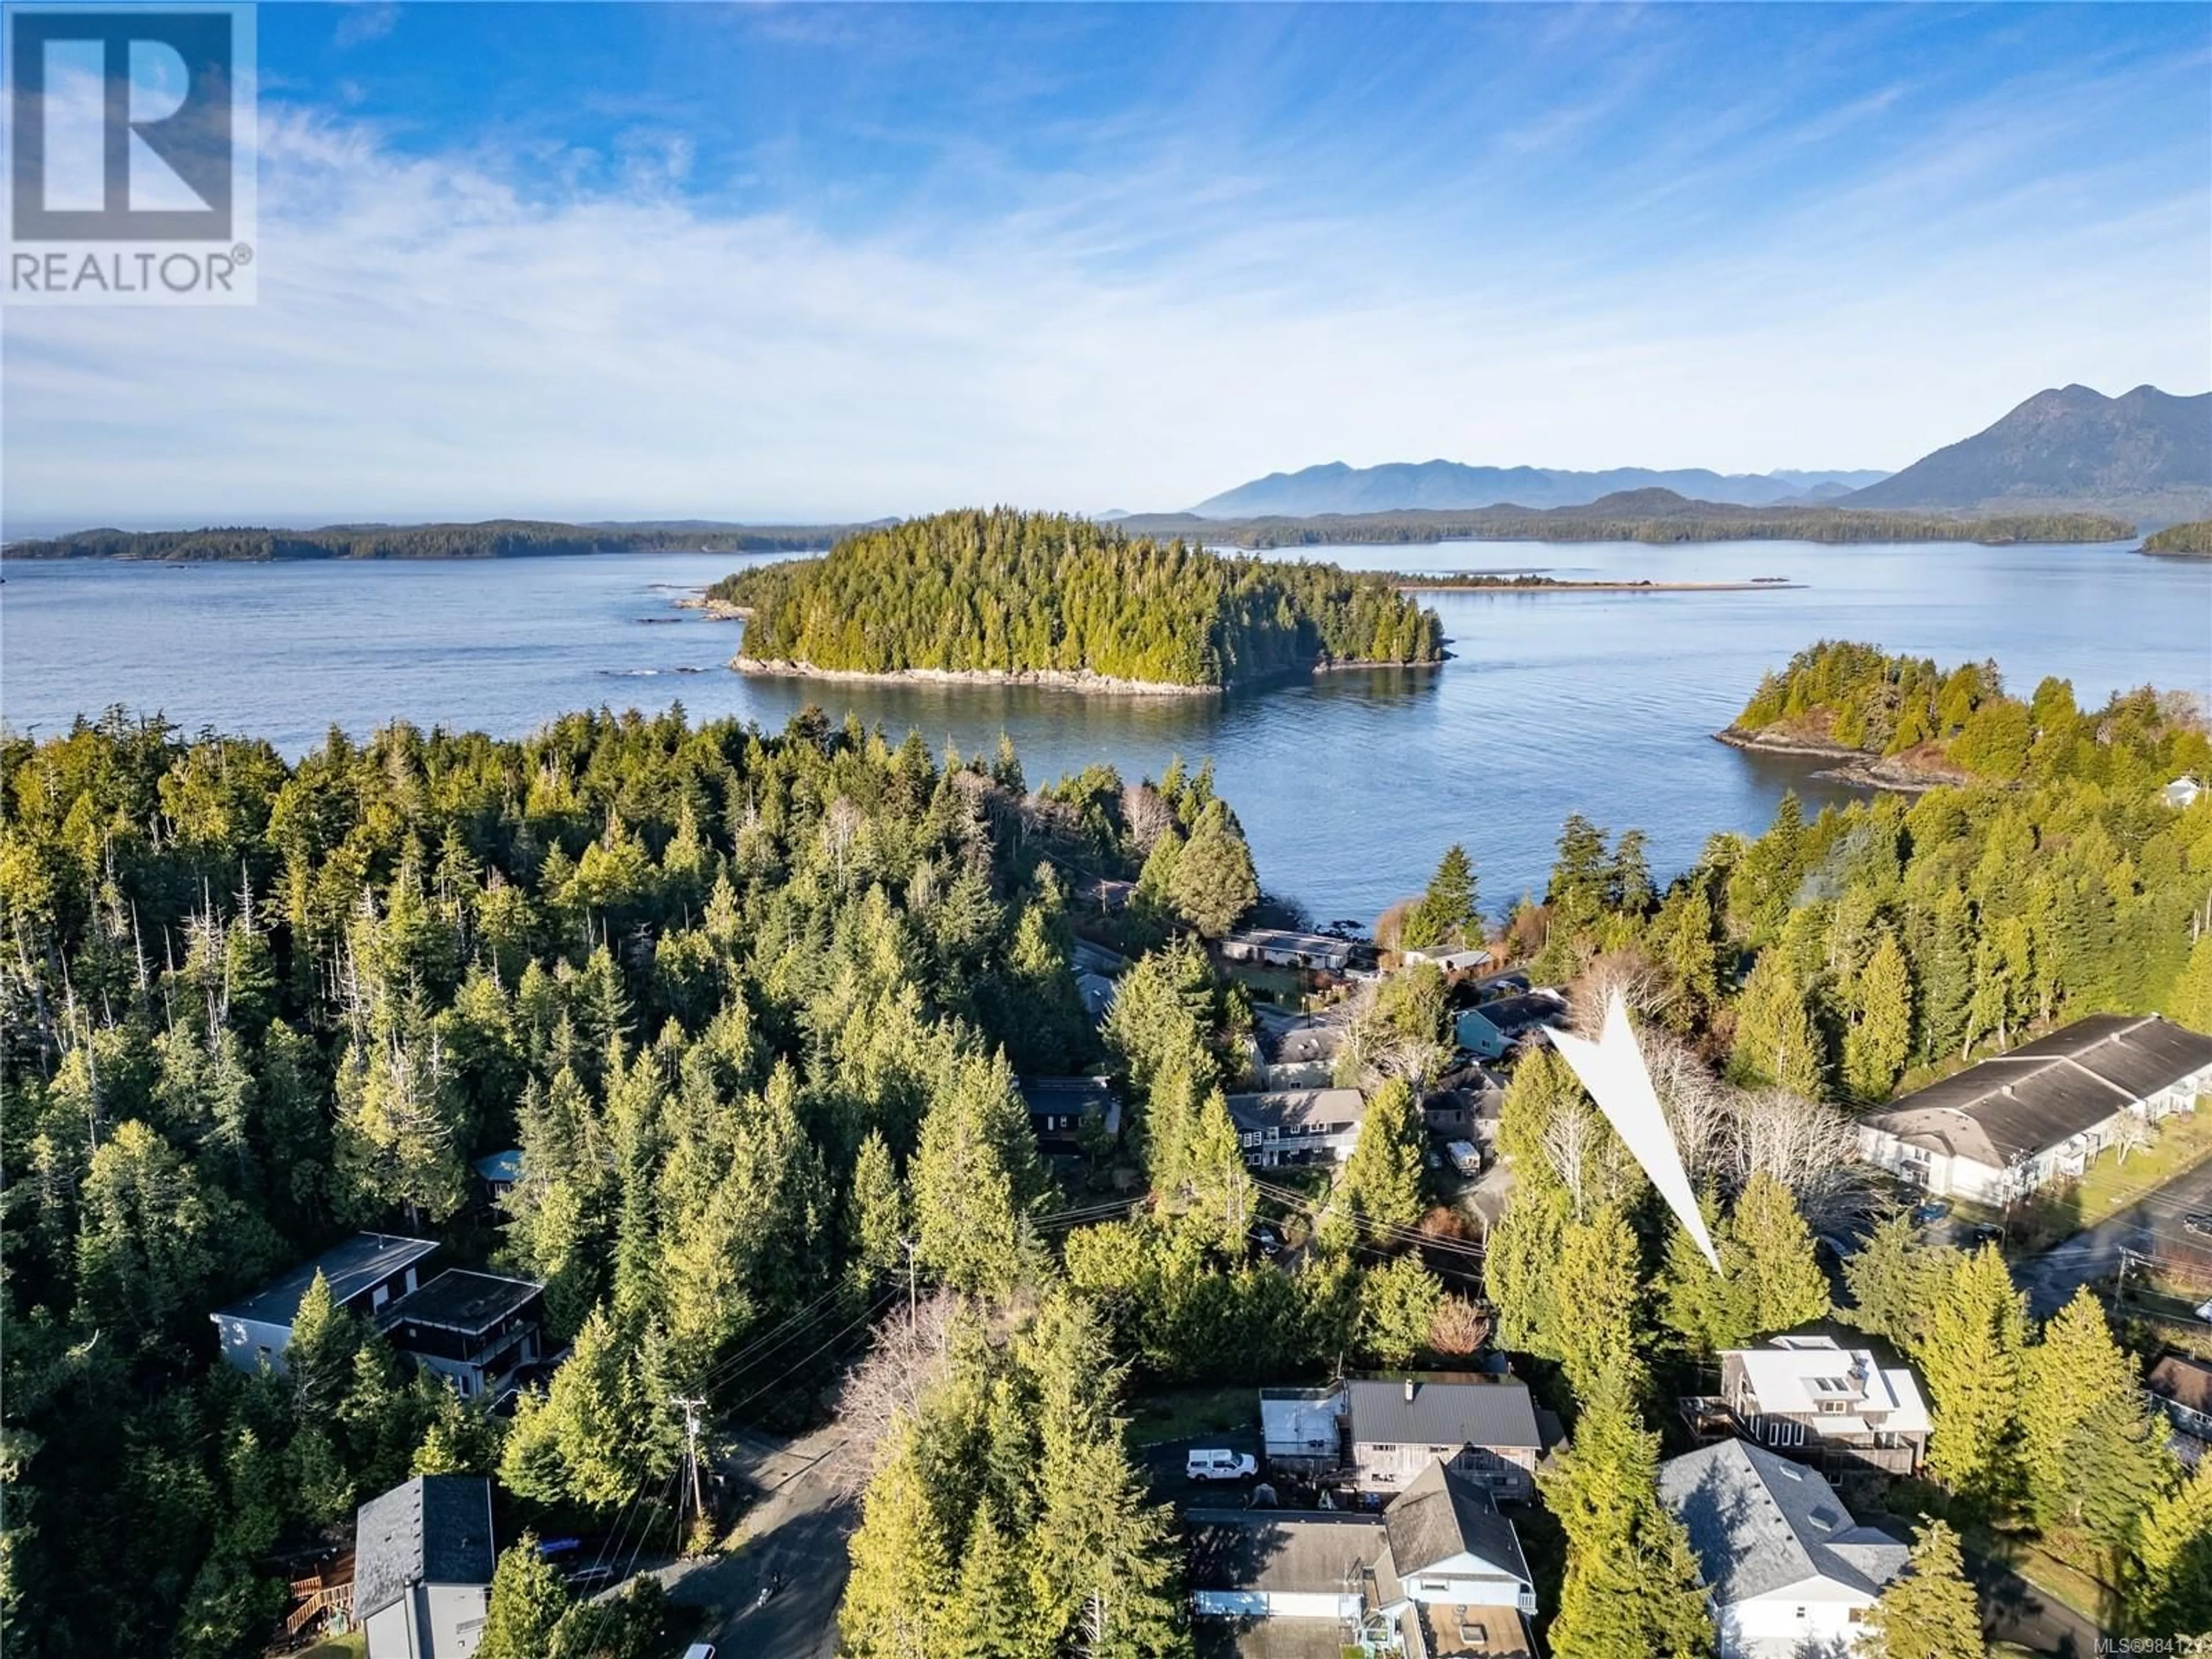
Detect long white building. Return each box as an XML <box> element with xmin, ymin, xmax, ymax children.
<box><xmin>1857</xmin><ymin>1014</ymin><xmax>2212</xmax><ymax>1205</ymax></box>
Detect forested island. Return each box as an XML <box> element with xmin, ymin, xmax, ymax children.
<box><xmin>707</xmin><ymin>507</ymin><xmax>1445</xmax><ymax>691</ymax></box>
<box><xmin>1117</xmin><ymin>489</ymin><xmax>2135</xmax><ymax>548</ymax></box>
<box><xmin>1719</xmin><ymin>638</ymin><xmax>2211</xmax><ymax>793</ymax></box>
<box><xmin>2143</xmin><ymin>520</ymin><xmax>2212</xmax><ymax>556</ymax></box>
<box><xmin>4</xmin><ymin>520</ymin><xmax>861</xmax><ymax>560</ymax></box>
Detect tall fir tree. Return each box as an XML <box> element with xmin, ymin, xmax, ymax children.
<box><xmin>1920</xmin><ymin>1244</ymin><xmax>2027</xmax><ymax>1506</ymax></box>
<box><xmin>1858</xmin><ymin>1520</ymin><xmax>1983</xmax><ymax>1659</ymax></box>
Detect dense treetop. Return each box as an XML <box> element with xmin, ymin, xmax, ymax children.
<box><xmin>6</xmin><ymin>520</ymin><xmax>854</xmax><ymax>560</ymax></box>
<box><xmin>708</xmin><ymin>508</ymin><xmax>1444</xmax><ymax>688</ymax></box>
<box><xmin>1732</xmin><ymin>639</ymin><xmax>2211</xmax><ymax>787</ymax></box>
<box><xmin>2143</xmin><ymin>520</ymin><xmax>2212</xmax><ymax>555</ymax></box>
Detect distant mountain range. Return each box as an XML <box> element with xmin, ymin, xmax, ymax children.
<box><xmin>1189</xmin><ymin>382</ymin><xmax>2211</xmax><ymax>522</ymax></box>
<box><xmin>1838</xmin><ymin>384</ymin><xmax>2211</xmax><ymax>519</ymax></box>
<box><xmin>1190</xmin><ymin>461</ymin><xmax>1888</xmax><ymax>517</ymax></box>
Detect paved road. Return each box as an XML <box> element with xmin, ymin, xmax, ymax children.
<box><xmin>2014</xmin><ymin>1153</ymin><xmax>2212</xmax><ymax>1318</ymax></box>
<box><xmin>660</xmin><ymin>1422</ymin><xmax>857</xmax><ymax>1659</ymax></box>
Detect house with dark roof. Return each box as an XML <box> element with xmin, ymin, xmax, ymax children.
<box><xmin>1017</xmin><ymin>1077</ymin><xmax>1123</xmax><ymax>1156</ymax></box>
<box><xmin>1452</xmin><ymin>991</ymin><xmax>1568</xmax><ymax>1063</ymax></box>
<box><xmin>1221</xmin><ymin>927</ymin><xmax>1357</xmax><ymax>974</ymax></box>
<box><xmin>1658</xmin><ymin>1438</ymin><xmax>1908</xmax><ymax>1659</ymax></box>
<box><xmin>1344</xmin><ymin>1373</ymin><xmax>1543</xmax><ymax>1499</ymax></box>
<box><xmin>1225</xmin><ymin>1088</ymin><xmax>1370</xmax><ymax>1168</ymax></box>
<box><xmin>2148</xmin><ymin>1354</ymin><xmax>2212</xmax><ymax>1457</ymax></box>
<box><xmin>378</xmin><ymin>1271</ymin><xmax>547</xmax><ymax>1403</ymax></box>
<box><xmin>211</xmin><ymin>1233</ymin><xmax>438</xmax><ymax>1377</ymax></box>
<box><xmin>1857</xmin><ymin>1014</ymin><xmax>2212</xmax><ymax>1204</ymax></box>
<box><xmin>1187</xmin><ymin>1461</ymin><xmax>1536</xmax><ymax>1658</ymax></box>
<box><xmin>354</xmin><ymin>1475</ymin><xmax>496</xmax><ymax>1659</ymax></box>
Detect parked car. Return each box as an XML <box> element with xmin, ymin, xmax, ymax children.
<box><xmin>1445</xmin><ymin>1139</ymin><xmax>1483</xmax><ymax>1177</ymax></box>
<box><xmin>1911</xmin><ymin>1199</ymin><xmax>1951</xmax><ymax>1225</ymax></box>
<box><xmin>563</xmin><ymin>1565</ymin><xmax>615</xmax><ymax>1592</ymax></box>
<box><xmin>1185</xmin><ymin>1448</ymin><xmax>1258</xmax><ymax>1483</ymax></box>
<box><xmin>1963</xmin><ymin>1222</ymin><xmax>2003</xmax><ymax>1246</ymax></box>
<box><xmin>682</xmin><ymin>1647</ymin><xmax>718</xmax><ymax>1659</ymax></box>
<box><xmin>2183</xmin><ymin>1212</ymin><xmax>2212</xmax><ymax>1238</ymax></box>
<box><xmin>1251</xmin><ymin>1222</ymin><xmax>1284</xmax><ymax>1258</ymax></box>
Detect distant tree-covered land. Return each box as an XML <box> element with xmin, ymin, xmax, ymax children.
<box><xmin>2143</xmin><ymin>520</ymin><xmax>2212</xmax><ymax>555</ymax></box>
<box><xmin>1729</xmin><ymin>639</ymin><xmax>2210</xmax><ymax>787</ymax></box>
<box><xmin>4</xmin><ymin>519</ymin><xmax>861</xmax><ymax>560</ymax></box>
<box><xmin>709</xmin><ymin>507</ymin><xmax>1444</xmax><ymax>688</ymax></box>
<box><xmin>1118</xmin><ymin>488</ymin><xmax>2135</xmax><ymax>548</ymax></box>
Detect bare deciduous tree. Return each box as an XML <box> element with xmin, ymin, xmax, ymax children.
<box><xmin>827</xmin><ymin>1288</ymin><xmax>966</xmax><ymax>1494</ymax></box>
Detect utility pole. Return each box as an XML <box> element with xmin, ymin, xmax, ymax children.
<box><xmin>669</xmin><ymin>1396</ymin><xmax>708</xmax><ymax>1535</ymax></box>
<box><xmin>900</xmin><ymin>1237</ymin><xmax>921</xmax><ymax>1331</ymax></box>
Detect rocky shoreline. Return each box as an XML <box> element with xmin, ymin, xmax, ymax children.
<box><xmin>730</xmin><ymin>656</ymin><xmax>1225</xmax><ymax>696</ymax></box>
<box><xmin>1713</xmin><ymin>725</ymin><xmax>1973</xmax><ymax>795</ymax></box>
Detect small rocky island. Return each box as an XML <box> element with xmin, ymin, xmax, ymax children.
<box><xmin>704</xmin><ymin>507</ymin><xmax>1445</xmax><ymax>693</ymax></box>
<box><xmin>1716</xmin><ymin>638</ymin><xmax>2211</xmax><ymax>793</ymax></box>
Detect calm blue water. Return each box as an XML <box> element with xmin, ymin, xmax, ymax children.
<box><xmin>3</xmin><ymin>541</ymin><xmax>2206</xmax><ymax>922</ymax></box>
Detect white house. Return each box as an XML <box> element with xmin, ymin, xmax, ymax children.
<box><xmin>355</xmin><ymin>1475</ymin><xmax>496</xmax><ymax>1659</ymax></box>
<box><xmin>1857</xmin><ymin>1014</ymin><xmax>2212</xmax><ymax>1204</ymax></box>
<box><xmin>2166</xmin><ymin>776</ymin><xmax>2203</xmax><ymax>810</ymax></box>
<box><xmin>1658</xmin><ymin>1439</ymin><xmax>1908</xmax><ymax>1659</ymax></box>
<box><xmin>1220</xmin><ymin>927</ymin><xmax>1356</xmax><ymax>973</ymax></box>
<box><xmin>1718</xmin><ymin>1336</ymin><xmax>1931</xmax><ymax>1476</ymax></box>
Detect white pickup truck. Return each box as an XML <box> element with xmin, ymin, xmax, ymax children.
<box><xmin>1185</xmin><ymin>1448</ymin><xmax>1259</xmax><ymax>1482</ymax></box>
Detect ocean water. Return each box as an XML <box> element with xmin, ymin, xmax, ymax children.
<box><xmin>4</xmin><ymin>539</ymin><xmax>2206</xmax><ymax>921</ymax></box>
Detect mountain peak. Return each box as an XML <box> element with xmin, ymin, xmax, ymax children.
<box><xmin>1842</xmin><ymin>382</ymin><xmax>2210</xmax><ymax>515</ymax></box>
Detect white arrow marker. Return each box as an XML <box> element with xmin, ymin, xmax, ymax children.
<box><xmin>1546</xmin><ymin>990</ymin><xmax>1722</xmax><ymax>1271</ymax></box>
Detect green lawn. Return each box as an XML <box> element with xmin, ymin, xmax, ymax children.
<box><xmin>1964</xmin><ymin>1525</ymin><xmax>2119</xmax><ymax>1633</ymax></box>
<box><xmin>1124</xmin><ymin>1384</ymin><xmax>1260</xmax><ymax>1448</ymax></box>
<box><xmin>298</xmin><ymin>1636</ymin><xmax>366</xmax><ymax>1659</ymax></box>
<box><xmin>2006</xmin><ymin>1110</ymin><xmax>2212</xmax><ymax>1252</ymax></box>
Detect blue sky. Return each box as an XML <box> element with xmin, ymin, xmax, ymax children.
<box><xmin>6</xmin><ymin>2</ymin><xmax>2208</xmax><ymax>528</ymax></box>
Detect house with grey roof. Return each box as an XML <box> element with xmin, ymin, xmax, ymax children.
<box><xmin>211</xmin><ymin>1233</ymin><xmax>439</xmax><ymax>1377</ymax></box>
<box><xmin>1344</xmin><ymin>1373</ymin><xmax>1543</xmax><ymax>1499</ymax></box>
<box><xmin>1225</xmin><ymin>1087</ymin><xmax>1369</xmax><ymax>1168</ymax></box>
<box><xmin>1658</xmin><ymin>1438</ymin><xmax>1908</xmax><ymax>1659</ymax></box>
<box><xmin>1857</xmin><ymin>1014</ymin><xmax>2212</xmax><ymax>1205</ymax></box>
<box><xmin>1188</xmin><ymin>1461</ymin><xmax>1536</xmax><ymax>1658</ymax></box>
<box><xmin>354</xmin><ymin>1475</ymin><xmax>497</xmax><ymax>1659</ymax></box>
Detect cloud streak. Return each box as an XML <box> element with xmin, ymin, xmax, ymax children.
<box><xmin>4</xmin><ymin>4</ymin><xmax>2205</xmax><ymax>531</ymax></box>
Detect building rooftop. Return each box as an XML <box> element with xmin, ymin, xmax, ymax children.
<box><xmin>1345</xmin><ymin>1373</ymin><xmax>1542</xmax><ymax>1452</ymax></box>
<box><xmin>1225</xmin><ymin>1088</ymin><xmax>1369</xmax><ymax>1137</ymax></box>
<box><xmin>1224</xmin><ymin>927</ymin><xmax>1357</xmax><ymax>961</ymax></box>
<box><xmin>1383</xmin><ymin>1461</ymin><xmax>1533</xmax><ymax>1588</ymax></box>
<box><xmin>1861</xmin><ymin>1014</ymin><xmax>2212</xmax><ymax>1169</ymax></box>
<box><xmin>214</xmin><ymin>1233</ymin><xmax>439</xmax><ymax>1329</ymax></box>
<box><xmin>1732</xmin><ymin>1336</ymin><xmax>1931</xmax><ymax>1435</ymax></box>
<box><xmin>472</xmin><ymin>1149</ymin><xmax>523</xmax><ymax>1185</ymax></box>
<box><xmin>1185</xmin><ymin>1510</ymin><xmax>1396</xmax><ymax>1601</ymax></box>
<box><xmin>378</xmin><ymin>1270</ymin><xmax>543</xmax><ymax>1338</ymax></box>
<box><xmin>353</xmin><ymin>1475</ymin><xmax>497</xmax><ymax>1619</ymax></box>
<box><xmin>2150</xmin><ymin>1355</ymin><xmax>2212</xmax><ymax>1418</ymax></box>
<box><xmin>1658</xmin><ymin>1439</ymin><xmax>1908</xmax><ymax>1605</ymax></box>
<box><xmin>1460</xmin><ymin>991</ymin><xmax>1568</xmax><ymax>1037</ymax></box>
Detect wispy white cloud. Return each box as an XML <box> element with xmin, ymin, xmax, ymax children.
<box><xmin>3</xmin><ymin>9</ymin><xmax>2205</xmax><ymax>529</ymax></box>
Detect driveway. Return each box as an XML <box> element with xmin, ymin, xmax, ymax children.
<box><xmin>1966</xmin><ymin>1549</ymin><xmax>2108</xmax><ymax>1658</ymax></box>
<box><xmin>2013</xmin><ymin>1153</ymin><xmax>2212</xmax><ymax>1319</ymax></box>
<box><xmin>658</xmin><ymin>1421</ymin><xmax>858</xmax><ymax>1659</ymax></box>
